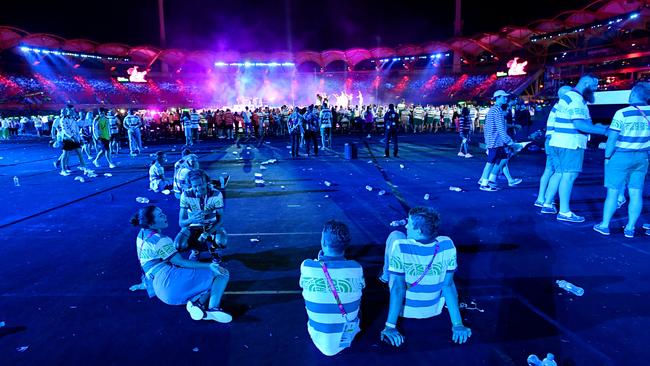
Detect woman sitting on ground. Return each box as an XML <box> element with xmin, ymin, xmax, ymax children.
<box><xmin>149</xmin><ymin>151</ymin><xmax>172</xmax><ymax>193</ymax></box>
<box><xmin>130</xmin><ymin>205</ymin><xmax>231</xmax><ymax>323</ymax></box>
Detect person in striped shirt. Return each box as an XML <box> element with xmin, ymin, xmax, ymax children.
<box><xmin>319</xmin><ymin>103</ymin><xmax>333</xmax><ymax>149</ymax></box>
<box><xmin>107</xmin><ymin>110</ymin><xmax>121</xmax><ymax>155</ymax></box>
<box><xmin>299</xmin><ymin>220</ymin><xmax>364</xmax><ymax>356</ymax></box>
<box><xmin>380</xmin><ymin>207</ymin><xmax>471</xmax><ymax>347</ymax></box>
<box><xmin>478</xmin><ymin>90</ymin><xmax>514</xmax><ymax>192</ymax></box>
<box><xmin>131</xmin><ymin>205</ymin><xmax>231</xmax><ymax>323</ymax></box>
<box><xmin>190</xmin><ymin>109</ymin><xmax>200</xmax><ymax>143</ymax></box>
<box><xmin>535</xmin><ymin>86</ymin><xmax>572</xmax><ymax>207</ymax></box>
<box><xmin>123</xmin><ymin>109</ymin><xmax>143</xmax><ymax>156</ymax></box>
<box><xmin>543</xmin><ymin>74</ymin><xmax>609</xmax><ymax>222</ymax></box>
<box><xmin>181</xmin><ymin>111</ymin><xmax>193</xmax><ymax>147</ymax></box>
<box><xmin>594</xmin><ymin>82</ymin><xmax>650</xmax><ymax>238</ymax></box>
<box><xmin>412</xmin><ymin>104</ymin><xmax>425</xmax><ymax>133</ymax></box>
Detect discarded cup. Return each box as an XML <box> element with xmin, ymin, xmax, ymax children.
<box><xmin>424</xmin><ymin>194</ymin><xmax>430</xmax><ymax>200</ymax></box>
<box><xmin>378</xmin><ymin>190</ymin><xmax>386</xmax><ymax>196</ymax></box>
<box><xmin>136</xmin><ymin>197</ymin><xmax>150</xmax><ymax>204</ymax></box>
<box><xmin>13</xmin><ymin>176</ymin><xmax>20</xmax><ymax>187</ymax></box>
<box><xmin>556</xmin><ymin>280</ymin><xmax>584</xmax><ymax>296</ymax></box>
<box><xmin>104</xmin><ymin>173</ymin><xmax>113</xmax><ymax>177</ymax></box>
<box><xmin>255</xmin><ymin>179</ymin><xmax>265</xmax><ymax>186</ymax></box>
<box><xmin>74</xmin><ymin>176</ymin><xmax>85</xmax><ymax>183</ymax></box>
<box><xmin>260</xmin><ymin>165</ymin><xmax>267</xmax><ymax>170</ymax></box>
<box><xmin>250</xmin><ymin>238</ymin><xmax>260</xmax><ymax>243</ymax></box>
<box><xmin>449</xmin><ymin>186</ymin><xmax>463</xmax><ymax>192</ymax></box>
<box><xmin>280</xmin><ymin>186</ymin><xmax>285</xmax><ymax>189</ymax></box>
<box><xmin>324</xmin><ymin>181</ymin><xmax>332</xmax><ymax>187</ymax></box>
<box><xmin>399</xmin><ymin>164</ymin><xmax>405</xmax><ymax>169</ymax></box>
<box><xmin>255</xmin><ymin>173</ymin><xmax>263</xmax><ymax>178</ymax></box>
<box><xmin>390</xmin><ymin>219</ymin><xmax>407</xmax><ymax>227</ymax></box>
<box><xmin>365</xmin><ymin>185</ymin><xmax>373</xmax><ymax>192</ymax></box>
<box><xmin>161</xmin><ymin>189</ymin><xmax>171</xmax><ymax>195</ymax></box>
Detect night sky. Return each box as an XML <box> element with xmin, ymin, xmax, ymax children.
<box><xmin>0</xmin><ymin>0</ymin><xmax>593</xmax><ymax>52</ymax></box>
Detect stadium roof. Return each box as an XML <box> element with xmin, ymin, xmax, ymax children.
<box><xmin>0</xmin><ymin>0</ymin><xmax>647</xmax><ymax>69</ymax></box>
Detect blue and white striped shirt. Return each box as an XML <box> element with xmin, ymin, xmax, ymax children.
<box><xmin>388</xmin><ymin>236</ymin><xmax>457</xmax><ymax>319</ymax></box>
<box><xmin>610</xmin><ymin>105</ymin><xmax>650</xmax><ymax>152</ymax></box>
<box><xmin>549</xmin><ymin>90</ymin><xmax>590</xmax><ymax>149</ymax></box>
<box><xmin>299</xmin><ymin>256</ymin><xmax>364</xmax><ymax>356</ymax></box>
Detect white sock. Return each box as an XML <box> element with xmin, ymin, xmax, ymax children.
<box><xmin>488</xmin><ymin>174</ymin><xmax>497</xmax><ymax>183</ymax></box>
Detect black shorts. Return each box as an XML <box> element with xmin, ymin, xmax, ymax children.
<box><xmin>487</xmin><ymin>146</ymin><xmax>507</xmax><ymax>164</ymax></box>
<box><xmin>110</xmin><ymin>134</ymin><xmax>119</xmax><ymax>142</ymax></box>
<box><xmin>62</xmin><ymin>139</ymin><xmax>81</xmax><ymax>151</ymax></box>
<box><xmin>99</xmin><ymin>138</ymin><xmax>110</xmax><ymax>151</ymax></box>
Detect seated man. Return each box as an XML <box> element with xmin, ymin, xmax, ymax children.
<box><xmin>173</xmin><ymin>151</ymin><xmax>197</xmax><ymax>198</ymax></box>
<box><xmin>178</xmin><ymin>169</ymin><xmax>226</xmax><ymax>262</ymax></box>
<box><xmin>380</xmin><ymin>207</ymin><xmax>471</xmax><ymax>347</ymax></box>
<box><xmin>299</xmin><ymin>220</ymin><xmax>365</xmax><ymax>356</ymax></box>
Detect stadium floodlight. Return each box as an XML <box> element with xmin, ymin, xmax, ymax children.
<box><xmin>268</xmin><ymin>62</ymin><xmax>280</xmax><ymax>67</ymax></box>
<box><xmin>19</xmin><ymin>46</ymin><xmax>29</xmax><ymax>52</ymax></box>
<box><xmin>244</xmin><ymin>61</ymin><xmax>253</xmax><ymax>67</ymax></box>
<box><xmin>392</xmin><ymin>58</ymin><xmax>401</xmax><ymax>61</ymax></box>
<box><xmin>281</xmin><ymin>62</ymin><xmax>295</xmax><ymax>66</ymax></box>
<box><xmin>435</xmin><ymin>54</ymin><xmax>442</xmax><ymax>59</ymax></box>
<box><xmin>630</xmin><ymin>13</ymin><xmax>639</xmax><ymax>19</ymax></box>
<box><xmin>214</xmin><ymin>62</ymin><xmax>227</xmax><ymax>66</ymax></box>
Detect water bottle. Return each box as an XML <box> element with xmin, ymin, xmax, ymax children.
<box><xmin>324</xmin><ymin>181</ymin><xmax>332</xmax><ymax>187</ymax></box>
<box><xmin>365</xmin><ymin>185</ymin><xmax>373</xmax><ymax>191</ymax></box>
<box><xmin>13</xmin><ymin>176</ymin><xmax>20</xmax><ymax>187</ymax></box>
<box><xmin>136</xmin><ymin>197</ymin><xmax>150</xmax><ymax>204</ymax></box>
<box><xmin>378</xmin><ymin>190</ymin><xmax>386</xmax><ymax>196</ymax></box>
<box><xmin>424</xmin><ymin>193</ymin><xmax>430</xmax><ymax>200</ymax></box>
<box><xmin>449</xmin><ymin>186</ymin><xmax>463</xmax><ymax>192</ymax></box>
<box><xmin>527</xmin><ymin>355</ymin><xmax>542</xmax><ymax>366</ymax></box>
<box><xmin>556</xmin><ymin>280</ymin><xmax>584</xmax><ymax>296</ymax></box>
<box><xmin>390</xmin><ymin>219</ymin><xmax>407</xmax><ymax>227</ymax></box>
<box><xmin>542</xmin><ymin>354</ymin><xmax>557</xmax><ymax>366</ymax></box>
<box><xmin>399</xmin><ymin>164</ymin><xmax>405</xmax><ymax>169</ymax></box>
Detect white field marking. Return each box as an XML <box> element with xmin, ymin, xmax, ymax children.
<box><xmin>228</xmin><ymin>231</ymin><xmax>320</xmax><ymax>236</ymax></box>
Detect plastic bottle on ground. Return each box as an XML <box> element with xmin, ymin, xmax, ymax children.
<box><xmin>324</xmin><ymin>181</ymin><xmax>332</xmax><ymax>187</ymax></box>
<box><xmin>13</xmin><ymin>176</ymin><xmax>20</xmax><ymax>187</ymax></box>
<box><xmin>424</xmin><ymin>193</ymin><xmax>430</xmax><ymax>200</ymax></box>
<box><xmin>556</xmin><ymin>280</ymin><xmax>584</xmax><ymax>296</ymax></box>
<box><xmin>542</xmin><ymin>354</ymin><xmax>557</xmax><ymax>366</ymax></box>
<box><xmin>136</xmin><ymin>197</ymin><xmax>150</xmax><ymax>204</ymax></box>
<box><xmin>449</xmin><ymin>186</ymin><xmax>463</xmax><ymax>192</ymax></box>
<box><xmin>378</xmin><ymin>190</ymin><xmax>386</xmax><ymax>196</ymax></box>
<box><xmin>365</xmin><ymin>185</ymin><xmax>373</xmax><ymax>191</ymax></box>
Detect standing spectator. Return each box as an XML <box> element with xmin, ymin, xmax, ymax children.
<box><xmin>190</xmin><ymin>109</ymin><xmax>200</xmax><ymax>143</ymax></box>
<box><xmin>383</xmin><ymin>104</ymin><xmax>400</xmax><ymax>158</ymax></box>
<box><xmin>380</xmin><ymin>207</ymin><xmax>471</xmax><ymax>347</ymax></box>
<box><xmin>303</xmin><ymin>106</ymin><xmax>319</xmax><ymax>157</ymax></box>
<box><xmin>477</xmin><ymin>90</ymin><xmax>514</xmax><ymax>192</ymax></box>
<box><xmin>458</xmin><ymin>107</ymin><xmax>473</xmax><ymax>158</ymax></box>
<box><xmin>363</xmin><ymin>106</ymin><xmax>374</xmax><ymax>138</ymax></box>
<box><xmin>299</xmin><ymin>220</ymin><xmax>364</xmax><ymax>356</ymax></box>
<box><xmin>593</xmin><ymin>82</ymin><xmax>650</xmax><ymax>238</ymax></box>
<box><xmin>535</xmin><ymin>86</ymin><xmax>572</xmax><ymax>207</ymax></box>
<box><xmin>319</xmin><ymin>102</ymin><xmax>333</xmax><ymax>149</ymax></box>
<box><xmin>107</xmin><ymin>109</ymin><xmax>121</xmax><ymax>155</ymax></box>
<box><xmin>542</xmin><ymin>74</ymin><xmax>608</xmax><ymax>222</ymax></box>
<box><xmin>288</xmin><ymin>106</ymin><xmax>303</xmax><ymax>158</ymax></box>
<box><xmin>182</xmin><ymin>111</ymin><xmax>193</xmax><ymax>147</ymax></box>
<box><xmin>123</xmin><ymin>109</ymin><xmax>143</xmax><ymax>156</ymax></box>
<box><xmin>412</xmin><ymin>104</ymin><xmax>425</xmax><ymax>133</ymax></box>
<box><xmin>92</xmin><ymin>108</ymin><xmax>116</xmax><ymax>168</ymax></box>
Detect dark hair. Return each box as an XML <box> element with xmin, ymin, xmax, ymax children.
<box><xmin>181</xmin><ymin>148</ymin><xmax>192</xmax><ymax>157</ymax></box>
<box><xmin>322</xmin><ymin>220</ymin><xmax>351</xmax><ymax>254</ymax></box>
<box><xmin>130</xmin><ymin>205</ymin><xmax>158</xmax><ymax>228</ymax></box>
<box><xmin>187</xmin><ymin>169</ymin><xmax>209</xmax><ymax>183</ymax></box>
<box><xmin>322</xmin><ymin>102</ymin><xmax>328</xmax><ymax>108</ymax></box>
<box><xmin>461</xmin><ymin>107</ymin><xmax>469</xmax><ymax>116</ymax></box>
<box><xmin>408</xmin><ymin>207</ymin><xmax>441</xmax><ymax>238</ymax></box>
<box><xmin>151</xmin><ymin>151</ymin><xmax>165</xmax><ymax>166</ymax></box>
<box><xmin>389</xmin><ymin>103</ymin><xmax>395</xmax><ymax>110</ymax></box>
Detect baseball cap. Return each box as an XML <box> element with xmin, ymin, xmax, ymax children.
<box><xmin>492</xmin><ymin>90</ymin><xmax>510</xmax><ymax>99</ymax></box>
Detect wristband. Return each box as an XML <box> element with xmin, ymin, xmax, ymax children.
<box><xmin>385</xmin><ymin>322</ymin><xmax>396</xmax><ymax>329</ymax></box>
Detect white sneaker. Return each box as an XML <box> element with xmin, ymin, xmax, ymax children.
<box><xmin>457</xmin><ymin>152</ymin><xmax>465</xmax><ymax>157</ymax></box>
<box><xmin>59</xmin><ymin>170</ymin><xmax>70</xmax><ymax>176</ymax></box>
<box><xmin>109</xmin><ymin>163</ymin><xmax>116</xmax><ymax>169</ymax></box>
<box><xmin>204</xmin><ymin>309</ymin><xmax>232</xmax><ymax>323</ymax></box>
<box><xmin>464</xmin><ymin>153</ymin><xmax>473</xmax><ymax>158</ymax></box>
<box><xmin>93</xmin><ymin>160</ymin><xmax>100</xmax><ymax>167</ymax></box>
<box><xmin>186</xmin><ymin>301</ymin><xmax>205</xmax><ymax>321</ymax></box>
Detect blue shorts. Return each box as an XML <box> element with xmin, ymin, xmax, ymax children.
<box><xmin>604</xmin><ymin>151</ymin><xmax>649</xmax><ymax>190</ymax></box>
<box><xmin>548</xmin><ymin>146</ymin><xmax>584</xmax><ymax>173</ymax></box>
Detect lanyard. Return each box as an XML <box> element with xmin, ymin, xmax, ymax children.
<box><xmin>633</xmin><ymin>106</ymin><xmax>650</xmax><ymax>126</ymax></box>
<box><xmin>319</xmin><ymin>261</ymin><xmax>348</xmax><ymax>319</ymax></box>
<box><xmin>139</xmin><ymin>229</ymin><xmax>157</xmax><ymax>252</ymax></box>
<box><xmin>407</xmin><ymin>243</ymin><xmax>439</xmax><ymax>289</ymax></box>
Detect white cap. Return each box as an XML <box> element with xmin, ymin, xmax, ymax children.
<box><xmin>492</xmin><ymin>90</ymin><xmax>510</xmax><ymax>99</ymax></box>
